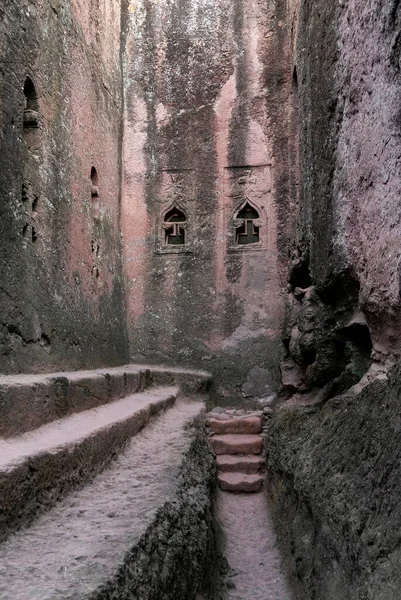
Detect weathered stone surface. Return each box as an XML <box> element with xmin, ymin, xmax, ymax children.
<box><xmin>0</xmin><ymin>0</ymin><xmax>129</xmax><ymax>374</ymax></box>
<box><xmin>218</xmin><ymin>472</ymin><xmax>263</xmax><ymax>493</ymax></box>
<box><xmin>0</xmin><ymin>364</ymin><xmax>210</xmax><ymax>437</ymax></box>
<box><xmin>280</xmin><ymin>358</ymin><xmax>304</xmax><ymax>392</ymax></box>
<box><xmin>268</xmin><ymin>361</ymin><xmax>401</xmax><ymax>600</ymax></box>
<box><xmin>0</xmin><ymin>386</ymin><xmax>178</xmax><ymax>542</ymax></box>
<box><xmin>0</xmin><ymin>0</ymin><xmax>292</xmax><ymax>403</ymax></box>
<box><xmin>121</xmin><ymin>0</ymin><xmax>291</xmax><ymax>402</ymax></box>
<box><xmin>217</xmin><ymin>491</ymin><xmax>292</xmax><ymax>599</ymax></box>
<box><xmin>0</xmin><ymin>403</ymin><xmax>224</xmax><ymax>600</ymax></box>
<box><xmin>285</xmin><ymin>0</ymin><xmax>401</xmax><ymax>393</ymax></box>
<box><xmin>210</xmin><ymin>434</ymin><xmax>263</xmax><ymax>456</ymax></box>
<box><xmin>241</xmin><ymin>366</ymin><xmax>277</xmax><ymax>399</ymax></box>
<box><xmin>208</xmin><ymin>416</ymin><xmax>261</xmax><ymax>435</ymax></box>
<box><xmin>216</xmin><ymin>454</ymin><xmax>263</xmax><ymax>474</ymax></box>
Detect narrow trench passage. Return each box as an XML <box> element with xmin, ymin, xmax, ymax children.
<box><xmin>217</xmin><ymin>490</ymin><xmax>291</xmax><ymax>600</ymax></box>
<box><xmin>207</xmin><ymin>409</ymin><xmax>292</xmax><ymax>599</ymax></box>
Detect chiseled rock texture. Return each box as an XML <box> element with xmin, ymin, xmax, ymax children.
<box><xmin>268</xmin><ymin>0</ymin><xmax>401</xmax><ymax>598</ymax></box>
<box><xmin>268</xmin><ymin>363</ymin><xmax>401</xmax><ymax>600</ymax></box>
<box><xmin>91</xmin><ymin>419</ymin><xmax>223</xmax><ymax>600</ymax></box>
<box><xmin>210</xmin><ymin>433</ymin><xmax>263</xmax><ymax>456</ymax></box>
<box><xmin>208</xmin><ymin>415</ymin><xmax>261</xmax><ymax>435</ymax></box>
<box><xmin>0</xmin><ymin>0</ymin><xmax>129</xmax><ymax>373</ymax></box>
<box><xmin>121</xmin><ymin>0</ymin><xmax>292</xmax><ymax>403</ymax></box>
<box><xmin>284</xmin><ymin>0</ymin><xmax>401</xmax><ymax>394</ymax></box>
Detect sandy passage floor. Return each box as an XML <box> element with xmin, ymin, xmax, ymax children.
<box><xmin>217</xmin><ymin>490</ymin><xmax>292</xmax><ymax>600</ymax></box>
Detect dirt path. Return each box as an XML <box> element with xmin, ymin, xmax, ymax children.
<box><xmin>217</xmin><ymin>490</ymin><xmax>292</xmax><ymax>600</ymax></box>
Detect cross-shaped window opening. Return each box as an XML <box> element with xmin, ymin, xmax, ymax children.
<box><xmin>235</xmin><ymin>203</ymin><xmax>260</xmax><ymax>245</ymax></box>
<box><xmin>164</xmin><ymin>207</ymin><xmax>186</xmax><ymax>245</ymax></box>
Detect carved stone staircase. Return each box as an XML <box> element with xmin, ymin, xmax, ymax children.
<box><xmin>0</xmin><ymin>364</ymin><xmax>217</xmax><ymax>600</ymax></box>
<box><xmin>207</xmin><ymin>410</ymin><xmax>265</xmax><ymax>492</ymax></box>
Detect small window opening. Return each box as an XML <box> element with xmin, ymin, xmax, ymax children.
<box><xmin>91</xmin><ymin>167</ymin><xmax>99</xmax><ymax>198</ymax></box>
<box><xmin>235</xmin><ymin>203</ymin><xmax>260</xmax><ymax>245</ymax></box>
<box><xmin>163</xmin><ymin>207</ymin><xmax>187</xmax><ymax>245</ymax></box>
<box><xmin>292</xmin><ymin>66</ymin><xmax>298</xmax><ymax>89</ymax></box>
<box><xmin>23</xmin><ymin>77</ymin><xmax>39</xmax><ymax>128</ymax></box>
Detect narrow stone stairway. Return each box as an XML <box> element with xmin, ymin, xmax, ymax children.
<box><xmin>207</xmin><ymin>408</ymin><xmax>292</xmax><ymax>600</ymax></box>
<box><xmin>207</xmin><ymin>409</ymin><xmax>265</xmax><ymax>492</ymax></box>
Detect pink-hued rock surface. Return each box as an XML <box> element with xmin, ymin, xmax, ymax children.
<box><xmin>216</xmin><ymin>454</ymin><xmax>263</xmax><ymax>474</ymax></box>
<box><xmin>121</xmin><ymin>0</ymin><xmax>290</xmax><ymax>403</ymax></box>
<box><xmin>217</xmin><ymin>472</ymin><xmax>263</xmax><ymax>493</ymax></box>
<box><xmin>208</xmin><ymin>415</ymin><xmax>262</xmax><ymax>435</ymax></box>
<box><xmin>210</xmin><ymin>434</ymin><xmax>263</xmax><ymax>456</ymax></box>
<box><xmin>217</xmin><ymin>491</ymin><xmax>291</xmax><ymax>599</ymax></box>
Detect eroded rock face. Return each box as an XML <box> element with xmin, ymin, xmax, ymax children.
<box><xmin>285</xmin><ymin>0</ymin><xmax>401</xmax><ymax>381</ymax></box>
<box><xmin>121</xmin><ymin>0</ymin><xmax>292</xmax><ymax>402</ymax></box>
<box><xmin>0</xmin><ymin>0</ymin><xmax>129</xmax><ymax>373</ymax></box>
<box><xmin>268</xmin><ymin>363</ymin><xmax>401</xmax><ymax>600</ymax></box>
<box><xmin>268</xmin><ymin>0</ymin><xmax>401</xmax><ymax>597</ymax></box>
<box><xmin>283</xmin><ymin>275</ymin><xmax>373</xmax><ymax>395</ymax></box>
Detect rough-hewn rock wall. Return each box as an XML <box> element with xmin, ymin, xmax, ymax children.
<box><xmin>0</xmin><ymin>0</ymin><xmax>129</xmax><ymax>373</ymax></box>
<box><xmin>283</xmin><ymin>0</ymin><xmax>401</xmax><ymax>393</ymax></box>
<box><xmin>269</xmin><ymin>1</ymin><xmax>401</xmax><ymax>598</ymax></box>
<box><xmin>92</xmin><ymin>418</ymin><xmax>223</xmax><ymax>600</ymax></box>
<box><xmin>121</xmin><ymin>0</ymin><xmax>291</xmax><ymax>403</ymax></box>
<box><xmin>269</xmin><ymin>366</ymin><xmax>401</xmax><ymax>600</ymax></box>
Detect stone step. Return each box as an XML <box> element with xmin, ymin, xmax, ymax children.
<box><xmin>207</xmin><ymin>415</ymin><xmax>261</xmax><ymax>435</ymax></box>
<box><xmin>0</xmin><ymin>401</ymin><xmax>209</xmax><ymax>600</ymax></box>
<box><xmin>217</xmin><ymin>472</ymin><xmax>264</xmax><ymax>493</ymax></box>
<box><xmin>216</xmin><ymin>454</ymin><xmax>264</xmax><ymax>474</ymax></box>
<box><xmin>210</xmin><ymin>434</ymin><xmax>263</xmax><ymax>455</ymax></box>
<box><xmin>0</xmin><ymin>364</ymin><xmax>212</xmax><ymax>438</ymax></box>
<box><xmin>0</xmin><ymin>386</ymin><xmax>179</xmax><ymax>542</ymax></box>
<box><xmin>141</xmin><ymin>365</ymin><xmax>212</xmax><ymax>394</ymax></box>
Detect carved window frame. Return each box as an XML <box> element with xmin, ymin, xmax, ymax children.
<box><xmin>229</xmin><ymin>198</ymin><xmax>266</xmax><ymax>252</ymax></box>
<box><xmin>156</xmin><ymin>202</ymin><xmax>193</xmax><ymax>255</ymax></box>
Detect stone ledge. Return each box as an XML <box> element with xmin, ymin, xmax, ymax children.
<box><xmin>218</xmin><ymin>472</ymin><xmax>263</xmax><ymax>492</ymax></box>
<box><xmin>216</xmin><ymin>454</ymin><xmax>264</xmax><ymax>474</ymax></box>
<box><xmin>210</xmin><ymin>434</ymin><xmax>263</xmax><ymax>455</ymax></box>
<box><xmin>0</xmin><ymin>386</ymin><xmax>178</xmax><ymax>542</ymax></box>
<box><xmin>0</xmin><ymin>401</ymin><xmax>222</xmax><ymax>600</ymax></box>
<box><xmin>0</xmin><ymin>364</ymin><xmax>213</xmax><ymax>437</ymax></box>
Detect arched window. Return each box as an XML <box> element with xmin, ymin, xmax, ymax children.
<box><xmin>163</xmin><ymin>207</ymin><xmax>187</xmax><ymax>245</ymax></box>
<box><xmin>23</xmin><ymin>77</ymin><xmax>40</xmax><ymax>129</ymax></box>
<box><xmin>234</xmin><ymin>202</ymin><xmax>261</xmax><ymax>245</ymax></box>
<box><xmin>91</xmin><ymin>167</ymin><xmax>99</xmax><ymax>199</ymax></box>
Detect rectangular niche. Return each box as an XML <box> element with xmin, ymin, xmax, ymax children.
<box><xmin>224</xmin><ymin>165</ymin><xmax>272</xmax><ymax>252</ymax></box>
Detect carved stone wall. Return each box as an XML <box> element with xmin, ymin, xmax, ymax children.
<box><xmin>0</xmin><ymin>0</ymin><xmax>129</xmax><ymax>373</ymax></box>
<box><xmin>121</xmin><ymin>0</ymin><xmax>292</xmax><ymax>403</ymax></box>
<box><xmin>268</xmin><ymin>1</ymin><xmax>401</xmax><ymax>598</ymax></box>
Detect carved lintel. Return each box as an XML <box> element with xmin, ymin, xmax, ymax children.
<box><xmin>162</xmin><ymin>220</ymin><xmax>188</xmax><ymax>230</ymax></box>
